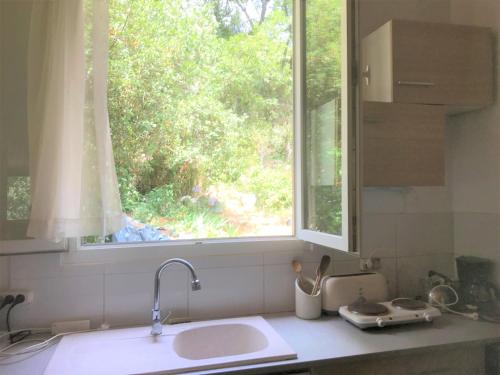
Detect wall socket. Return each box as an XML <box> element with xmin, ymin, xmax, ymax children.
<box><xmin>0</xmin><ymin>290</ymin><xmax>34</xmax><ymax>305</ymax></box>
<box><xmin>360</xmin><ymin>257</ymin><xmax>381</xmax><ymax>272</ymax></box>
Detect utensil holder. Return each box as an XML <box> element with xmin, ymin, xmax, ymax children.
<box><xmin>295</xmin><ymin>277</ymin><xmax>322</xmax><ymax>320</ymax></box>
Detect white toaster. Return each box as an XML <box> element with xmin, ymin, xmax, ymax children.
<box><xmin>321</xmin><ymin>272</ymin><xmax>388</xmax><ymax>314</ymax></box>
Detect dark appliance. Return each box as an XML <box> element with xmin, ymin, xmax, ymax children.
<box><xmin>456</xmin><ymin>256</ymin><xmax>499</xmax><ymax>323</ymax></box>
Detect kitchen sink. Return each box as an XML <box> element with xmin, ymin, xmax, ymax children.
<box><xmin>173</xmin><ymin>323</ymin><xmax>269</xmax><ymax>360</ymax></box>
<box><xmin>44</xmin><ymin>316</ymin><xmax>297</xmax><ymax>375</ymax></box>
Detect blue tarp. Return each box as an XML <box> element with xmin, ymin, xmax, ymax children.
<box><xmin>112</xmin><ymin>217</ymin><xmax>170</xmax><ymax>242</ymax></box>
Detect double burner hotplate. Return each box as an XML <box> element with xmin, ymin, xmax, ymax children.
<box><xmin>339</xmin><ymin>298</ymin><xmax>442</xmax><ymax>329</ymax></box>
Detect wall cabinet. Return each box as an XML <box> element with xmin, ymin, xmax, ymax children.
<box><xmin>361</xmin><ymin>20</ymin><xmax>493</xmax><ymax>112</ymax></box>
<box><xmin>363</xmin><ymin>102</ymin><xmax>446</xmax><ymax>187</ymax></box>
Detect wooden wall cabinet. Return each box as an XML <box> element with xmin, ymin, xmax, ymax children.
<box><xmin>363</xmin><ymin>102</ymin><xmax>446</xmax><ymax>187</ymax></box>
<box><xmin>361</xmin><ymin>20</ymin><xmax>493</xmax><ymax>112</ymax></box>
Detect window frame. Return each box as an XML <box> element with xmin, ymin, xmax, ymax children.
<box><xmin>1</xmin><ymin>0</ymin><xmax>359</xmax><ymax>258</ymax></box>
<box><xmin>294</xmin><ymin>0</ymin><xmax>357</xmax><ymax>252</ymax></box>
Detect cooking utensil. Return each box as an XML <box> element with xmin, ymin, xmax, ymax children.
<box><xmin>311</xmin><ymin>255</ymin><xmax>330</xmax><ymax>295</ymax></box>
<box><xmin>292</xmin><ymin>260</ymin><xmax>307</xmax><ymax>290</ymax></box>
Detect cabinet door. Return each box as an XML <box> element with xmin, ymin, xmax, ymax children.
<box><xmin>363</xmin><ymin>102</ymin><xmax>445</xmax><ymax>187</ymax></box>
<box><xmin>392</xmin><ymin>20</ymin><xmax>493</xmax><ymax>108</ymax></box>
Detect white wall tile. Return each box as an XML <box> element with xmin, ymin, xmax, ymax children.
<box><xmin>454</xmin><ymin>213</ymin><xmax>499</xmax><ymax>258</ymax></box>
<box><xmin>10</xmin><ymin>253</ymin><xmax>104</xmax><ymax>280</ymax></box>
<box><xmin>186</xmin><ymin>253</ymin><xmax>263</xmax><ymax>269</ymax></box>
<box><xmin>402</xmin><ymin>187</ymin><xmax>452</xmax><ymax>213</ymax></box>
<box><xmin>263</xmin><ymin>250</ymin><xmax>306</xmax><ymax>265</ymax></box>
<box><xmin>188</xmin><ymin>266</ymin><xmax>264</xmax><ymax>319</ymax></box>
<box><xmin>362</xmin><ymin>188</ymin><xmax>405</xmax><ymax>214</ymax></box>
<box><xmin>104</xmin><ymin>270</ymin><xmax>187</xmax><ymax>327</ymax></box>
<box><xmin>105</xmin><ymin>257</ymin><xmax>190</xmax><ymax>275</ymax></box>
<box><xmin>361</xmin><ymin>214</ymin><xmax>397</xmax><ymax>258</ymax></box>
<box><xmin>397</xmin><ymin>254</ymin><xmax>454</xmax><ymax>298</ymax></box>
<box><xmin>378</xmin><ymin>257</ymin><xmax>398</xmax><ymax>299</ymax></box>
<box><xmin>396</xmin><ymin>213</ymin><xmax>453</xmax><ymax>256</ymax></box>
<box><xmin>9</xmin><ymin>275</ymin><xmax>104</xmax><ymax>328</ymax></box>
<box><xmin>263</xmin><ymin>264</ymin><xmax>295</xmax><ymax>313</ymax></box>
<box><xmin>333</xmin><ymin>260</ymin><xmax>361</xmax><ymax>275</ymax></box>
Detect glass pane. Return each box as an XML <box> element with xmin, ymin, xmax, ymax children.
<box><xmin>7</xmin><ymin>177</ymin><xmax>31</xmax><ymax>221</ymax></box>
<box><xmin>303</xmin><ymin>0</ymin><xmax>343</xmax><ymax>235</ymax></box>
<box><xmin>0</xmin><ymin>1</ymin><xmax>32</xmax><ymax>241</ymax></box>
<box><xmin>84</xmin><ymin>0</ymin><xmax>294</xmax><ymax>245</ymax></box>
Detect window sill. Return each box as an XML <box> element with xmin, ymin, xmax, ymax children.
<box><xmin>62</xmin><ymin>236</ymin><xmax>308</xmax><ymax>265</ymax></box>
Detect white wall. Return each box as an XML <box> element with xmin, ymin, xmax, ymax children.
<box><xmin>448</xmin><ymin>0</ymin><xmax>500</xmax><ymax>286</ymax></box>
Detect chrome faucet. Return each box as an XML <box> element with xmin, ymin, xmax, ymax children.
<box><xmin>151</xmin><ymin>258</ymin><xmax>201</xmax><ymax>336</ymax></box>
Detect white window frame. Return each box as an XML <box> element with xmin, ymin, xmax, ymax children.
<box><xmin>1</xmin><ymin>0</ymin><xmax>358</xmax><ymax>259</ymax></box>
<box><xmin>294</xmin><ymin>0</ymin><xmax>356</xmax><ymax>252</ymax></box>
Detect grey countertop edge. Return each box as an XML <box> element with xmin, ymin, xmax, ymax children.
<box><xmin>2</xmin><ymin>312</ymin><xmax>500</xmax><ymax>375</ymax></box>
<box><xmin>200</xmin><ymin>339</ymin><xmax>500</xmax><ymax>375</ymax></box>
<box><xmin>192</xmin><ymin>312</ymin><xmax>500</xmax><ymax>375</ymax></box>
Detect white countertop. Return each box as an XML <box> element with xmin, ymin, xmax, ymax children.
<box><xmin>1</xmin><ymin>313</ymin><xmax>499</xmax><ymax>375</ymax></box>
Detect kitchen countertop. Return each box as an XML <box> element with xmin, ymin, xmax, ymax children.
<box><xmin>1</xmin><ymin>313</ymin><xmax>499</xmax><ymax>375</ymax></box>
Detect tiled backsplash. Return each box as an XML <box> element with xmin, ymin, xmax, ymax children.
<box><xmin>1</xmin><ymin>184</ymin><xmax>456</xmax><ymax>330</ymax></box>
<box><xmin>3</xmin><ymin>249</ymin><xmax>332</xmax><ymax>329</ymax></box>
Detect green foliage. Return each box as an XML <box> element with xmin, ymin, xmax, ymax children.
<box><xmin>240</xmin><ymin>166</ymin><xmax>292</xmax><ymax>212</ymax></box>
<box><xmin>99</xmin><ymin>0</ymin><xmax>342</xmax><ymax>240</ymax></box>
<box><xmin>130</xmin><ymin>184</ymin><xmax>237</xmax><ymax>238</ymax></box>
<box><xmin>6</xmin><ymin>177</ymin><xmax>31</xmax><ymax>221</ymax></box>
<box><xmin>305</xmin><ymin>0</ymin><xmax>342</xmax><ymax>108</ymax></box>
<box><xmin>304</xmin><ymin>0</ymin><xmax>343</xmax><ymax>235</ymax></box>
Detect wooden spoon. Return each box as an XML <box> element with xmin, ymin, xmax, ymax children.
<box><xmin>292</xmin><ymin>259</ymin><xmax>306</xmax><ymax>289</ymax></box>
<box><xmin>311</xmin><ymin>255</ymin><xmax>331</xmax><ymax>295</ymax></box>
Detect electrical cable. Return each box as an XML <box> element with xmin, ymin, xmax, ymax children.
<box><xmin>429</xmin><ymin>284</ymin><xmax>479</xmax><ymax>320</ymax></box>
<box><xmin>0</xmin><ymin>295</ymin><xmax>14</xmax><ymax>311</ymax></box>
<box><xmin>5</xmin><ymin>295</ymin><xmax>27</xmax><ymax>344</ymax></box>
<box><xmin>0</xmin><ymin>328</ymin><xmax>51</xmax><ymax>340</ymax></box>
<box><xmin>0</xmin><ymin>328</ymin><xmax>101</xmax><ymax>359</ymax></box>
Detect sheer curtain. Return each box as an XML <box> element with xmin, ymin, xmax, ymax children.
<box><xmin>27</xmin><ymin>0</ymin><xmax>124</xmax><ymax>242</ymax></box>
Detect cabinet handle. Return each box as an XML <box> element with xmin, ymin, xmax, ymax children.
<box><xmin>397</xmin><ymin>80</ymin><xmax>435</xmax><ymax>87</ymax></box>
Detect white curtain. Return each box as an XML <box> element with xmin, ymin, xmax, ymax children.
<box><xmin>27</xmin><ymin>0</ymin><xmax>124</xmax><ymax>242</ymax></box>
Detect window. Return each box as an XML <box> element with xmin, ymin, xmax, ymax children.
<box><xmin>82</xmin><ymin>0</ymin><xmax>296</xmax><ymax>245</ymax></box>
<box><xmin>0</xmin><ymin>0</ymin><xmax>355</xmax><ymax>254</ymax></box>
<box><xmin>294</xmin><ymin>0</ymin><xmax>355</xmax><ymax>251</ymax></box>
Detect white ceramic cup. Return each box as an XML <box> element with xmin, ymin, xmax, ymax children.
<box><xmin>295</xmin><ymin>277</ymin><xmax>322</xmax><ymax>320</ymax></box>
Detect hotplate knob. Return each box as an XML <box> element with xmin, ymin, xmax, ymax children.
<box><xmin>376</xmin><ymin>317</ymin><xmax>386</xmax><ymax>327</ymax></box>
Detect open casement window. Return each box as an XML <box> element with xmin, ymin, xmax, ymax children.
<box><xmin>294</xmin><ymin>0</ymin><xmax>356</xmax><ymax>252</ymax></box>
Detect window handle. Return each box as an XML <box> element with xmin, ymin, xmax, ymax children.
<box><xmin>362</xmin><ymin>65</ymin><xmax>370</xmax><ymax>85</ymax></box>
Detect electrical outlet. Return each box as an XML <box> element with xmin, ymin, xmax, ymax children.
<box><xmin>360</xmin><ymin>257</ymin><xmax>381</xmax><ymax>271</ymax></box>
<box><xmin>0</xmin><ymin>290</ymin><xmax>34</xmax><ymax>305</ymax></box>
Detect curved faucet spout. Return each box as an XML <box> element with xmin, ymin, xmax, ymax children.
<box><xmin>151</xmin><ymin>258</ymin><xmax>201</xmax><ymax>336</ymax></box>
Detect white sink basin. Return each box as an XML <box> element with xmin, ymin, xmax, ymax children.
<box><xmin>173</xmin><ymin>323</ymin><xmax>268</xmax><ymax>360</ymax></box>
<box><xmin>44</xmin><ymin>316</ymin><xmax>296</xmax><ymax>375</ymax></box>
